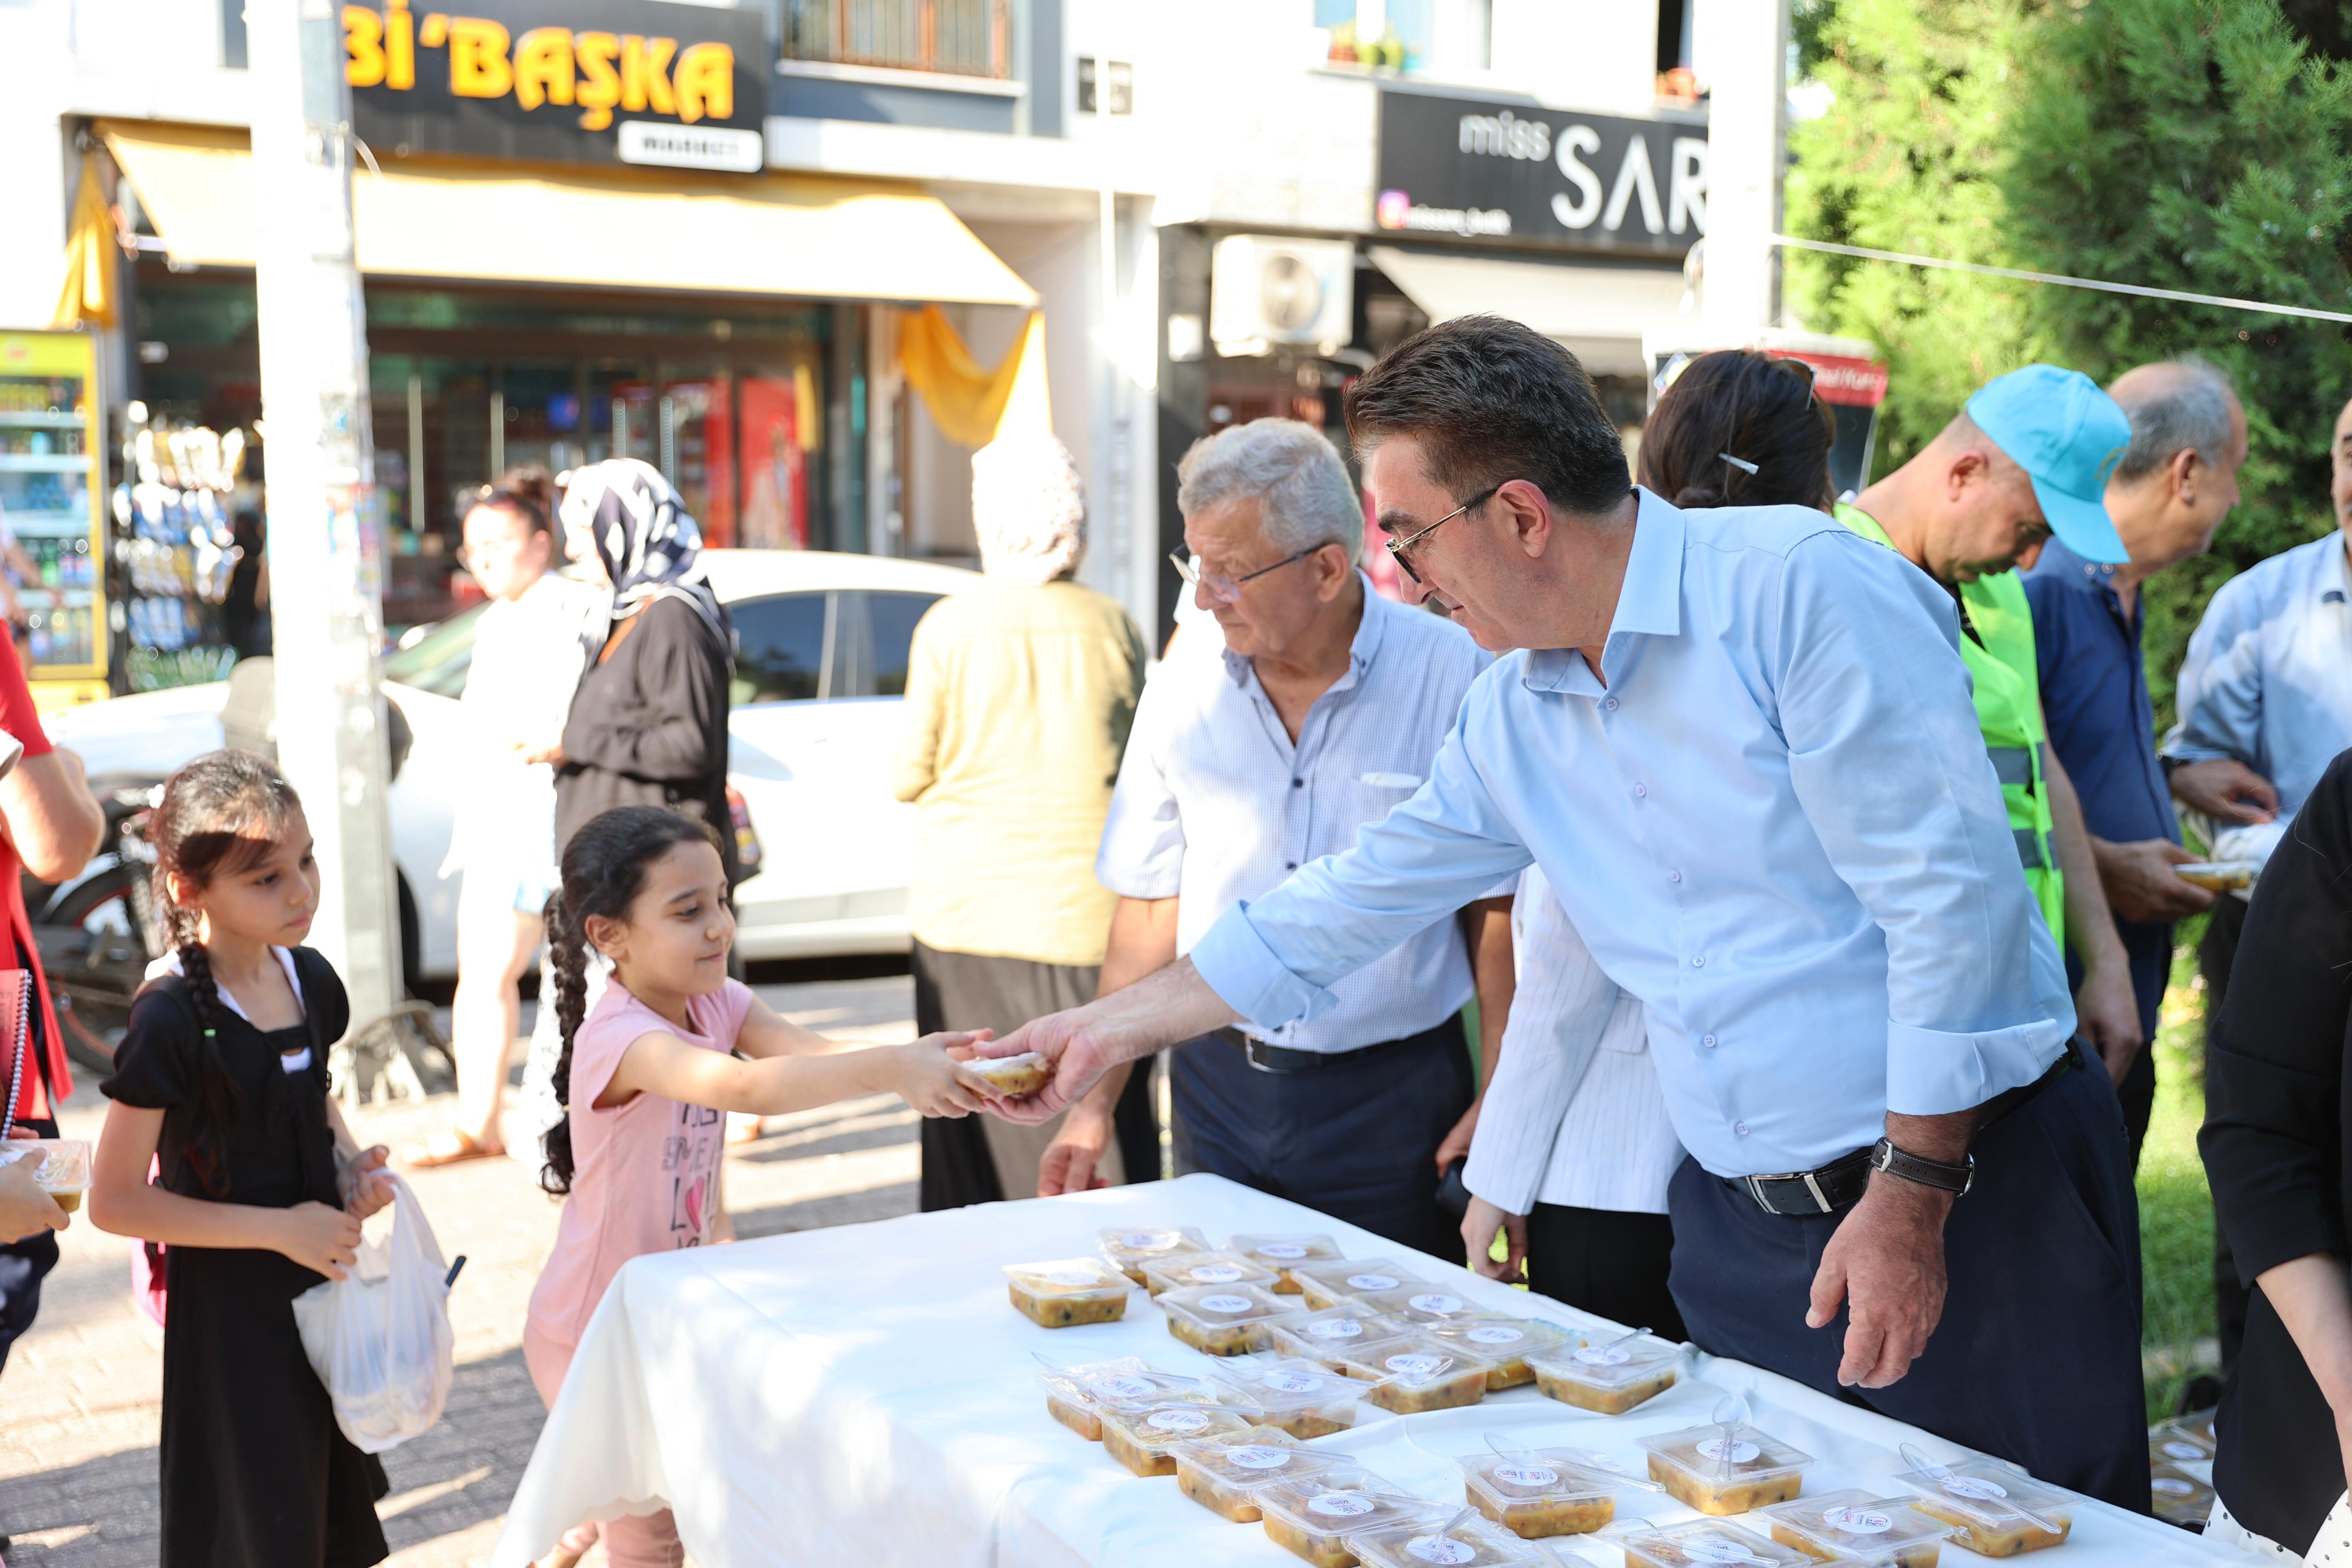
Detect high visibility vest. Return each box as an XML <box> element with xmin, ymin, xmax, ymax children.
<box><xmin>1835</xmin><ymin>503</ymin><xmax>2064</xmax><ymax>948</ymax></box>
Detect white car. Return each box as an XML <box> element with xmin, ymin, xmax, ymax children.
<box><xmin>44</xmin><ymin>549</ymin><xmax>979</xmax><ymax>982</ymax></box>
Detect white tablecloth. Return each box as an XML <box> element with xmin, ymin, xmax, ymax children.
<box><xmin>494</xmin><ymin>1174</ymin><xmax>2262</xmax><ymax>1567</ymax></box>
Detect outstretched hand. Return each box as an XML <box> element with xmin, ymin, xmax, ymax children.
<box><xmin>976</xmin><ymin>1009</ymin><xmax>1119</xmax><ymax>1126</ymax></box>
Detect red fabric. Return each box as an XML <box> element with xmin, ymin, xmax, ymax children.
<box><xmin>0</xmin><ymin>633</ymin><xmax>67</xmax><ymax>1112</ymax></box>
<box><xmin>0</xmin><ymin>634</ymin><xmax>53</xmax><ymax>758</ymax></box>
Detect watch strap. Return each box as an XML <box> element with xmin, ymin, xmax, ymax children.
<box><xmin>1870</xmin><ymin>1137</ymin><xmax>1974</xmax><ymax>1196</ymax></box>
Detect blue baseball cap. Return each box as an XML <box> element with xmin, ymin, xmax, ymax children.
<box><xmin>1964</xmin><ymin>365</ymin><xmax>2132</xmax><ymax>565</ymax></box>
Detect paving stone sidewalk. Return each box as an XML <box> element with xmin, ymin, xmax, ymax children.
<box><xmin>0</xmin><ymin>973</ymin><xmax>922</xmax><ymax>1568</ymax></box>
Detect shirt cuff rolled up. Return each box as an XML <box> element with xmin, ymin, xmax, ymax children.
<box><xmin>1189</xmin><ymin>900</ymin><xmax>1338</xmax><ymax>1032</ymax></box>
<box><xmin>1884</xmin><ymin>1016</ymin><xmax>2069</xmax><ymax>1117</ymax></box>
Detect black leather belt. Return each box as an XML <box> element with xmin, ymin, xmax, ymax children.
<box><xmin>1725</xmin><ymin>1045</ymin><xmax>2079</xmax><ymax>1217</ymax></box>
<box><xmin>1210</xmin><ymin>1025</ymin><xmax>1436</xmax><ymax>1074</ymax></box>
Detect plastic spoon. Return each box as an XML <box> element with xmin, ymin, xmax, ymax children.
<box><xmin>1899</xmin><ymin>1441</ymin><xmax>2065</xmax><ymax>1536</ymax></box>
<box><xmin>1707</xmin><ymin>1393</ymin><xmax>1752</xmax><ymax>1479</ymax></box>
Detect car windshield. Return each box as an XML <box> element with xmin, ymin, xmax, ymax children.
<box><xmin>383</xmin><ymin>604</ymin><xmax>489</xmax><ymax>698</ymax></box>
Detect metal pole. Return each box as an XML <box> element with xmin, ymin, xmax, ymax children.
<box><xmin>247</xmin><ymin>0</ymin><xmax>402</xmax><ymax>1030</ymax></box>
<box><xmin>1698</xmin><ymin>0</ymin><xmax>1789</xmax><ymax>338</ymax></box>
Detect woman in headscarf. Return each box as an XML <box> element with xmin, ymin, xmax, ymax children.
<box><xmin>892</xmin><ymin>434</ymin><xmax>1152</xmax><ymax>1209</ymax></box>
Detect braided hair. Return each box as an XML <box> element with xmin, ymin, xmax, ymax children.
<box><xmin>1637</xmin><ymin>350</ymin><xmax>1838</xmax><ymax>513</ymax></box>
<box><xmin>147</xmin><ymin>750</ymin><xmax>305</xmax><ymax>1197</ymax></box>
<box><xmin>540</xmin><ymin>806</ymin><xmax>725</xmax><ymax>1196</ymax></box>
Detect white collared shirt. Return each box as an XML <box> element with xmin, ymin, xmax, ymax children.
<box><xmin>1096</xmin><ymin>576</ymin><xmax>1497</xmax><ymax>1053</ymax></box>
<box><xmin>1464</xmin><ymin>864</ymin><xmax>1683</xmax><ymax>1215</ymax></box>
<box><xmin>1191</xmin><ymin>491</ymin><xmax>2074</xmax><ymax>1177</ymax></box>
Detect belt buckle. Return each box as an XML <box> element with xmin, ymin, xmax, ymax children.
<box><xmin>1242</xmin><ymin>1038</ymin><xmax>1287</xmax><ymax>1075</ymax></box>
<box><xmin>1744</xmin><ymin>1170</ymin><xmax>1832</xmax><ymax>1216</ymax></box>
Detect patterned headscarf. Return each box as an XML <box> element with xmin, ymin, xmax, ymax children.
<box><xmin>970</xmin><ymin>435</ymin><xmax>1086</xmax><ymax>585</ymax></box>
<box><xmin>557</xmin><ymin>460</ymin><xmax>727</xmax><ymax>657</ymax></box>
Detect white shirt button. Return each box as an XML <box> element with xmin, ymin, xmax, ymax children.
<box><xmin>1735</xmin><ymin>1121</ymin><xmax>1750</xmax><ymax>1135</ymax></box>
<box><xmin>1603</xmin><ymin>696</ymin><xmax>1619</xmax><ymax>711</ymax></box>
<box><xmin>1702</xmin><ymin>1034</ymin><xmax>1717</xmax><ymax>1047</ymax></box>
<box><xmin>1690</xmin><ymin>955</ymin><xmax>1705</xmax><ymax>967</ymax></box>
<box><xmin>1667</xmin><ymin>869</ymin><xmax>1682</xmax><ymax>883</ymax></box>
<box><xmin>1633</xmin><ymin>783</ymin><xmax>1648</xmax><ymax>798</ymax></box>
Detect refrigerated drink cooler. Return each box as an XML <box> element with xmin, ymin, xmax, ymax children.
<box><xmin>0</xmin><ymin>330</ymin><xmax>109</xmax><ymax>710</ymax></box>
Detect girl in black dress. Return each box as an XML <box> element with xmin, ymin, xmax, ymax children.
<box><xmin>87</xmin><ymin>750</ymin><xmax>398</xmax><ymax>1568</ymax></box>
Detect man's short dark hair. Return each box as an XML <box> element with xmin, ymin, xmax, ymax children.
<box><xmin>1343</xmin><ymin>315</ymin><xmax>1633</xmax><ymax>517</ymax></box>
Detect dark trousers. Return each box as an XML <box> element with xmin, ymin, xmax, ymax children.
<box><xmin>1171</xmin><ymin>1019</ymin><xmax>1472</xmax><ymax>1265</ymax></box>
<box><xmin>1666</xmin><ymin>1045</ymin><xmax>2149</xmax><ymax>1512</ymax></box>
<box><xmin>2117</xmin><ymin>1043</ymin><xmax>2156</xmax><ymax>1169</ymax></box>
<box><xmin>1525</xmin><ymin>1203</ymin><xmax>1685</xmax><ymax>1342</ymax></box>
<box><xmin>2201</xmin><ymin>892</ymin><xmax>2253</xmax><ymax>1378</ymax></box>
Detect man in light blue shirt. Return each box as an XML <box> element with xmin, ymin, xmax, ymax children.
<box><xmin>982</xmin><ymin>318</ymin><xmax>2144</xmax><ymax>1506</ymax></box>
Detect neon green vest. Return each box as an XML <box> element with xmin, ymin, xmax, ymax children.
<box><xmin>1835</xmin><ymin>503</ymin><xmax>2064</xmax><ymax>948</ymax></box>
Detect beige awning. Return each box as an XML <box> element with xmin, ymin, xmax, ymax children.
<box><xmin>1367</xmin><ymin>245</ymin><xmax>1687</xmax><ymax>377</ymax></box>
<box><xmin>99</xmin><ymin>119</ymin><xmax>1036</xmax><ymax>308</ymax></box>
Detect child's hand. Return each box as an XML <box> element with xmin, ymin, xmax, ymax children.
<box><xmin>277</xmin><ymin>1200</ymin><xmax>364</xmax><ymax>1281</ymax></box>
<box><xmin>339</xmin><ymin>1145</ymin><xmax>395</xmax><ymax>1219</ymax></box>
<box><xmin>885</xmin><ymin>1038</ymin><xmax>1000</xmax><ymax>1120</ymax></box>
<box><xmin>0</xmin><ymin>1157</ymin><xmax>67</xmax><ymax>1243</ymax></box>
<box><xmin>929</xmin><ymin>1028</ymin><xmax>992</xmax><ymax>1062</ymax></box>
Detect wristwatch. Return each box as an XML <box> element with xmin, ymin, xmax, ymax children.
<box><xmin>1870</xmin><ymin>1138</ymin><xmax>1974</xmax><ymax>1196</ymax></box>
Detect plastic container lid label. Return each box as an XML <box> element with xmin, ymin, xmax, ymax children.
<box><xmin>2160</xmin><ymin>1440</ymin><xmax>2205</xmax><ymax>1461</ymax></box>
<box><xmin>1696</xmin><ymin>1438</ymin><xmax>1760</xmax><ymax>1464</ymax></box>
<box><xmin>1408</xmin><ymin>1292</ymin><xmax>1465</xmax><ymax>1314</ymax></box>
<box><xmin>1385</xmin><ymin>1353</ymin><xmax>1447</xmax><ymax>1380</ymax></box>
<box><xmin>1821</xmin><ymin>1506</ymin><xmax>1893</xmax><ymax>1534</ymax></box>
<box><xmin>1124</xmin><ymin>1230</ymin><xmax>1181</xmax><ymax>1249</ymax></box>
<box><xmin>2152</xmin><ymin>1478</ymin><xmax>2197</xmax><ymax>1498</ymax></box>
<box><xmin>1494</xmin><ymin>1462</ymin><xmax>1560</xmax><ymax>1487</ymax></box>
<box><xmin>1572</xmin><ymin>1343</ymin><xmax>1631</xmax><ymax>1365</ymax></box>
<box><xmin>1940</xmin><ymin>1475</ymin><xmax>2008</xmax><ymax>1501</ymax></box>
<box><xmin>1347</xmin><ymin>1273</ymin><xmax>1401</xmax><ymax>1290</ymax></box>
<box><xmin>1308</xmin><ymin>1491</ymin><xmax>1378</xmax><ymax>1519</ymax></box>
<box><xmin>1265</xmin><ymin>1371</ymin><xmax>1324</xmax><ymax>1393</ymax></box>
<box><xmin>1407</xmin><ymin>1538</ymin><xmax>1477</xmax><ymax>1565</ymax></box>
<box><xmin>1045</xmin><ymin>1269</ymin><xmax>1101</xmax><ymax>1287</ymax></box>
<box><xmin>1190</xmin><ymin>1264</ymin><xmax>1245</xmax><ymax>1283</ymax></box>
<box><xmin>1148</xmin><ymin>1410</ymin><xmax>1211</xmax><ymax>1433</ymax></box>
<box><xmin>1091</xmin><ymin>1375</ymin><xmax>1156</xmax><ymax>1400</ymax></box>
<box><xmin>1227</xmin><ymin>1445</ymin><xmax>1293</xmax><ymax>1470</ymax></box>
<box><xmin>1467</xmin><ymin>1325</ymin><xmax>1527</xmax><ymax>1346</ymax></box>
<box><xmin>1259</xmin><ymin>1243</ymin><xmax>1310</xmax><ymax>1258</ymax></box>
<box><xmin>1306</xmin><ymin>1319</ymin><xmax>1364</xmax><ymax>1339</ymax></box>
<box><xmin>1199</xmin><ymin>1293</ymin><xmax>1254</xmax><ymax>1314</ymax></box>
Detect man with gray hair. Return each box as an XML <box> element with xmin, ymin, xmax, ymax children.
<box><xmin>1035</xmin><ymin>417</ymin><xmax>1515</xmax><ymax>1261</ymax></box>
<box><xmin>2024</xmin><ymin>355</ymin><xmax>2249</xmax><ymax>1162</ymax></box>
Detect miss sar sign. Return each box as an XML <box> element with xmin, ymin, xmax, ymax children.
<box><xmin>343</xmin><ymin>0</ymin><xmax>766</xmax><ymax>172</ymax></box>
<box><xmin>1375</xmin><ymin>90</ymin><xmax>1706</xmax><ymax>257</ymax></box>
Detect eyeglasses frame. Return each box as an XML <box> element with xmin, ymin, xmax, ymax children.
<box><xmin>1168</xmin><ymin>542</ymin><xmax>1329</xmax><ymax>606</ymax></box>
<box><xmin>1384</xmin><ymin>481</ymin><xmax>1504</xmax><ymax>585</ymax></box>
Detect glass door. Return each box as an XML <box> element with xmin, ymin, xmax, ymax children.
<box><xmin>0</xmin><ymin>331</ymin><xmax>107</xmax><ymax>697</ymax></box>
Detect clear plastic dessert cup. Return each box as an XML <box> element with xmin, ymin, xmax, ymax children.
<box><xmin>1098</xmin><ymin>1226</ymin><xmax>1209</xmax><ymax>1284</ymax></box>
<box><xmin>1096</xmin><ymin>1401</ymin><xmax>1258</xmax><ymax>1477</ymax></box>
<box><xmin>1158</xmin><ymin>1282</ymin><xmax>1299</xmax><ymax>1356</ymax></box>
<box><xmin>1227</xmin><ymin>1232</ymin><xmax>1342</xmax><ymax>1292</ymax></box>
<box><xmin>1211</xmin><ymin>1357</ymin><xmax>1374</xmax><ymax>1439</ymax></box>
<box><xmin>2149</xmin><ymin>1418</ymin><xmax>2215</xmax><ymax>1465</ymax></box>
<box><xmin>1756</xmin><ymin>1489</ymin><xmax>1956</xmax><ymax>1566</ymax></box>
<box><xmin>1266</xmin><ymin>1305</ymin><xmax>1414</xmax><ymax>1370</ymax></box>
<box><xmin>1172</xmin><ymin>1427</ymin><xmax>1329</xmax><ymax>1522</ymax></box>
<box><xmin>1353</xmin><ymin>1285</ymin><xmax>1487</xmax><ymax>1326</ymax></box>
<box><xmin>1616</xmin><ymin>1517</ymin><xmax>1814</xmax><ymax>1568</ymax></box>
<box><xmin>2148</xmin><ymin>1463</ymin><xmax>2214</xmax><ymax>1529</ymax></box>
<box><xmin>1638</xmin><ymin>1422</ymin><xmax>1813</xmax><ymax>1515</ymax></box>
<box><xmin>1526</xmin><ymin>1331</ymin><xmax>1680</xmax><ymax>1413</ymax></box>
<box><xmin>1289</xmin><ymin>1258</ymin><xmax>1426</xmax><ymax>1311</ymax></box>
<box><xmin>1003</xmin><ymin>1258</ymin><xmax>1132</xmax><ymax>1328</ymax></box>
<box><xmin>1257</xmin><ymin>1466</ymin><xmax>1440</xmax><ymax>1568</ymax></box>
<box><xmin>1</xmin><ymin>1139</ymin><xmax>91</xmax><ymax>1213</ymax></box>
<box><xmin>1334</xmin><ymin>1338</ymin><xmax>1492</xmax><ymax>1414</ymax></box>
<box><xmin>1894</xmin><ymin>1458</ymin><xmax>2073</xmax><ymax>1556</ymax></box>
<box><xmin>966</xmin><ymin>1050</ymin><xmax>1052</xmax><ymax>1097</ymax></box>
<box><xmin>1034</xmin><ymin>1357</ymin><xmax>1217</xmax><ymax>1441</ymax></box>
<box><xmin>1142</xmin><ymin>1250</ymin><xmax>1282</xmax><ymax>1298</ymax></box>
<box><xmin>1424</xmin><ymin>1317</ymin><xmax>1569</xmax><ymax>1391</ymax></box>
<box><xmin>1458</xmin><ymin>1449</ymin><xmax>1622</xmax><ymax>1538</ymax></box>
<box><xmin>1342</xmin><ymin>1514</ymin><xmax>1551</xmax><ymax>1568</ymax></box>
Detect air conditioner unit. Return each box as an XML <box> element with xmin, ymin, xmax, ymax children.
<box><xmin>1210</xmin><ymin>235</ymin><xmax>1355</xmax><ymax>358</ymax></box>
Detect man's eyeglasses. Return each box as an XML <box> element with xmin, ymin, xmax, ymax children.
<box><xmin>1170</xmin><ymin>545</ymin><xmax>1323</xmax><ymax>607</ymax></box>
<box><xmin>1383</xmin><ymin>482</ymin><xmax>1502</xmax><ymax>585</ymax></box>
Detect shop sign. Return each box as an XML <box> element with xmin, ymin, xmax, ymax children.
<box><xmin>344</xmin><ymin>0</ymin><xmax>766</xmax><ymax>172</ymax></box>
<box><xmin>1375</xmin><ymin>90</ymin><xmax>1705</xmax><ymax>257</ymax></box>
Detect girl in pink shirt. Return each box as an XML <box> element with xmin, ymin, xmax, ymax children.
<box><xmin>524</xmin><ymin>807</ymin><xmax>1000</xmax><ymax>1568</ymax></box>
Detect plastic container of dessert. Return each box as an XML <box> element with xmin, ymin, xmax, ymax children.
<box><xmin>1343</xmin><ymin>1514</ymin><xmax>1551</xmax><ymax>1568</ymax></box>
<box><xmin>1098</xmin><ymin>1226</ymin><xmax>1210</xmax><ymax>1284</ymax></box>
<box><xmin>1142</xmin><ymin>1250</ymin><xmax>1282</xmax><ymax>1297</ymax></box>
<box><xmin>2174</xmin><ymin>860</ymin><xmax>2258</xmax><ymax>891</ymax></box>
<box><xmin>2149</xmin><ymin>1417</ymin><xmax>2215</xmax><ymax>1465</ymax></box>
<box><xmin>1526</xmin><ymin>1331</ymin><xmax>1680</xmax><ymax>1413</ymax></box>
<box><xmin>1638</xmin><ymin>1421</ymin><xmax>1813</xmax><ymax>1515</ymax></box>
<box><xmin>1035</xmin><ymin>1357</ymin><xmax>1218</xmax><ymax>1441</ymax></box>
<box><xmin>1173</xmin><ymin>1426</ymin><xmax>1330</xmax><ymax>1522</ymax></box>
<box><xmin>1289</xmin><ymin>1258</ymin><xmax>1425</xmax><ymax>1311</ymax></box>
<box><xmin>1097</xmin><ymin>1401</ymin><xmax>1259</xmax><ymax>1477</ymax></box>
<box><xmin>1616</xmin><ymin>1517</ymin><xmax>1814</xmax><ymax>1568</ymax></box>
<box><xmin>966</xmin><ymin>1050</ymin><xmax>1052</xmax><ymax>1097</ymax></box>
<box><xmin>1459</xmin><ymin>1450</ymin><xmax>1623</xmax><ymax>1539</ymax></box>
<box><xmin>0</xmin><ymin>1139</ymin><xmax>91</xmax><ymax>1214</ymax></box>
<box><xmin>1003</xmin><ymin>1258</ymin><xmax>1133</xmax><ymax>1327</ymax></box>
<box><xmin>2149</xmin><ymin>1463</ymin><xmax>2214</xmax><ymax>1528</ymax></box>
<box><xmin>1227</xmin><ymin>1233</ymin><xmax>1342</xmax><ymax>1292</ymax></box>
<box><xmin>1266</xmin><ymin>1305</ymin><xmax>1414</xmax><ymax>1369</ymax></box>
<box><xmin>1756</xmin><ymin>1489</ymin><xmax>1956</xmax><ymax>1567</ymax></box>
<box><xmin>1423</xmin><ymin>1317</ymin><xmax>1569</xmax><ymax>1391</ymax></box>
<box><xmin>1159</xmin><ymin>1282</ymin><xmax>1299</xmax><ymax>1355</ymax></box>
<box><xmin>1353</xmin><ymin>1285</ymin><xmax>1486</xmax><ymax>1325</ymax></box>
<box><xmin>1894</xmin><ymin>1457</ymin><xmax>2074</xmax><ymax>1555</ymax></box>
<box><xmin>1335</xmin><ymin>1339</ymin><xmax>1492</xmax><ymax>1413</ymax></box>
<box><xmin>1211</xmin><ymin>1357</ymin><xmax>1373</xmax><ymax>1439</ymax></box>
<box><xmin>1257</xmin><ymin>1465</ymin><xmax>1441</xmax><ymax>1568</ymax></box>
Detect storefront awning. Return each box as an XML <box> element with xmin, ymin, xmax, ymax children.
<box><xmin>98</xmin><ymin>120</ymin><xmax>1037</xmax><ymax>309</ymax></box>
<box><xmin>1366</xmin><ymin>246</ymin><xmax>1688</xmax><ymax>378</ymax></box>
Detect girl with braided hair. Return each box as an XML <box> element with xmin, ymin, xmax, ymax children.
<box><xmin>521</xmin><ymin>805</ymin><xmax>998</xmax><ymax>1568</ymax></box>
<box><xmin>85</xmin><ymin>749</ymin><xmax>398</xmax><ymax>1568</ymax></box>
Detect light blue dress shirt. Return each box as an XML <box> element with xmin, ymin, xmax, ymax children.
<box><xmin>1190</xmin><ymin>491</ymin><xmax>2075</xmax><ymax>1179</ymax></box>
<box><xmin>2162</xmin><ymin>530</ymin><xmax>2352</xmax><ymax>862</ymax></box>
<box><xmin>1096</xmin><ymin>577</ymin><xmax>1496</xmax><ymax>1053</ymax></box>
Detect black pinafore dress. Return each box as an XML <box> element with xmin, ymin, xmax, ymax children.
<box><xmin>99</xmin><ymin>947</ymin><xmax>390</xmax><ymax>1568</ymax></box>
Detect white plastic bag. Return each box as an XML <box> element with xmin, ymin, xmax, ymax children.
<box><xmin>291</xmin><ymin>1173</ymin><xmax>454</xmax><ymax>1454</ymax></box>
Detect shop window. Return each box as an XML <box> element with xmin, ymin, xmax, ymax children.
<box><xmin>862</xmin><ymin>591</ymin><xmax>941</xmax><ymax>697</ymax></box>
<box><xmin>784</xmin><ymin>0</ymin><xmax>1009</xmax><ymax>79</ymax></box>
<box><xmin>731</xmin><ymin>592</ymin><xmax>830</xmax><ymax>705</ymax></box>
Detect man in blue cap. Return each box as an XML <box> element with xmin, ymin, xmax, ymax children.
<box><xmin>1838</xmin><ymin>365</ymin><xmax>2147</xmax><ymax>1095</ymax></box>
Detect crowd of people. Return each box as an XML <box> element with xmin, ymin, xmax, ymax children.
<box><xmin>0</xmin><ymin>311</ymin><xmax>2345</xmax><ymax>1567</ymax></box>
